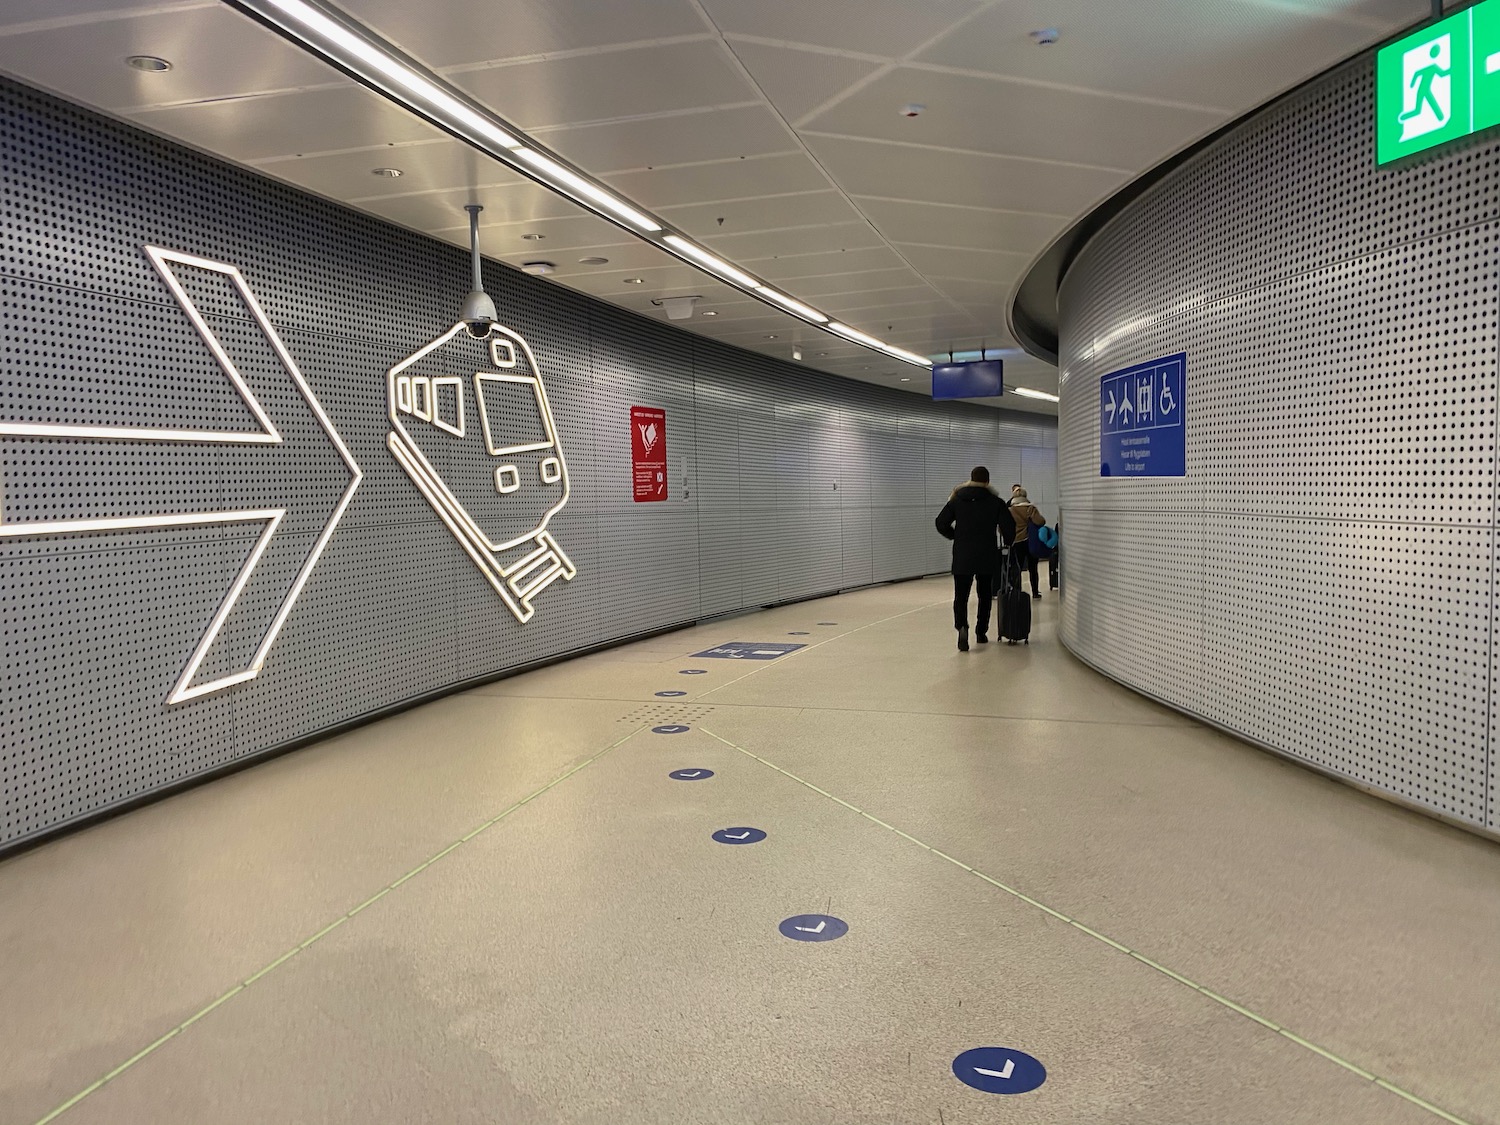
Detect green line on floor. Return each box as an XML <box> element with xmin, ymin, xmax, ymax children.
<box><xmin>701</xmin><ymin>726</ymin><xmax>1478</xmax><ymax>1125</ymax></box>
<box><xmin>30</xmin><ymin>724</ymin><xmax>647</xmax><ymax>1125</ymax></box>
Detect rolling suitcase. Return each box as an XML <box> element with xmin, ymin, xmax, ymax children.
<box><xmin>999</xmin><ymin>552</ymin><xmax>1032</xmax><ymax>645</ymax></box>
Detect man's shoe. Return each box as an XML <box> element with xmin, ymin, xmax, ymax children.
<box><xmin>957</xmin><ymin>625</ymin><xmax>970</xmax><ymax>652</ymax></box>
<box><xmin>1032</xmin><ymin>592</ymin><xmax>1042</xmax><ymax>600</ymax></box>
<box><xmin>976</xmin><ymin>632</ymin><xmax>989</xmax><ymax>644</ymax></box>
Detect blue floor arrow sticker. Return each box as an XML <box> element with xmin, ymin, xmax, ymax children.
<box><xmin>778</xmin><ymin>914</ymin><xmax>847</xmax><ymax>942</ymax></box>
<box><xmin>652</xmin><ymin>725</ymin><xmax>690</xmax><ymax>734</ymax></box>
<box><xmin>668</xmin><ymin>768</ymin><xmax>714</xmax><ymax>781</ymax></box>
<box><xmin>952</xmin><ymin>1047</ymin><xmax>1046</xmax><ymax>1094</ymax></box>
<box><xmin>712</xmin><ymin>827</ymin><xmax>767</xmax><ymax>845</ymax></box>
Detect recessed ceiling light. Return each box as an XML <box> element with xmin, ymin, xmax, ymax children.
<box><xmin>521</xmin><ymin>232</ymin><xmax>545</xmax><ymax>240</ymax></box>
<box><xmin>126</xmin><ymin>55</ymin><xmax>172</xmax><ymax>72</ymax></box>
<box><xmin>578</xmin><ymin>256</ymin><xmax>609</xmax><ymax>265</ymax></box>
<box><xmin>521</xmin><ymin>261</ymin><xmax>556</xmax><ymax>275</ymax></box>
<box><xmin>623</xmin><ymin>277</ymin><xmax>645</xmax><ymax>284</ymax></box>
<box><xmin>370</xmin><ymin>167</ymin><xmax>403</xmax><ymax>177</ymax></box>
<box><xmin>900</xmin><ymin>377</ymin><xmax>911</xmax><ymax>382</ymax></box>
<box><xmin>766</xmin><ymin>334</ymin><xmax>778</xmax><ymax>339</ymax></box>
<box><xmin>816</xmin><ymin>352</ymin><xmax>827</xmax><ymax>357</ymax></box>
<box><xmin>701</xmin><ymin>310</ymin><xmax>718</xmax><ymax>316</ymax></box>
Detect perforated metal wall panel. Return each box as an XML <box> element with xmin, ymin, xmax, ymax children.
<box><xmin>1056</xmin><ymin>54</ymin><xmax>1499</xmax><ymax>831</ymax></box>
<box><xmin>0</xmin><ymin>78</ymin><xmax>1055</xmax><ymax>849</ymax></box>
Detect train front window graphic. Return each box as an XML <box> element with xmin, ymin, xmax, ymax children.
<box><xmin>387</xmin><ymin>320</ymin><xmax>576</xmax><ymax>623</ymax></box>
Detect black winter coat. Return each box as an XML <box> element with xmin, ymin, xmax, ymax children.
<box><xmin>935</xmin><ymin>484</ymin><xmax>1010</xmax><ymax>575</ymax></box>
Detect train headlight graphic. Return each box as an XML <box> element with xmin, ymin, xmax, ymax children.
<box><xmin>387</xmin><ymin>321</ymin><xmax>576</xmax><ymax>622</ymax></box>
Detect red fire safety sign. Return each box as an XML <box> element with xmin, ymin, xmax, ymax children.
<box><xmin>631</xmin><ymin>406</ymin><xmax>667</xmax><ymax>502</ymax></box>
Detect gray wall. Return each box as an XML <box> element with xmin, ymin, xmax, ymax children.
<box><xmin>1057</xmin><ymin>53</ymin><xmax>1499</xmax><ymax>832</ymax></box>
<box><xmin>0</xmin><ymin>78</ymin><xmax>1055</xmax><ymax>850</ymax></box>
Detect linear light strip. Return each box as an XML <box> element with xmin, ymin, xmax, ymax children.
<box><xmin>661</xmin><ymin>235</ymin><xmax>759</xmax><ymax>288</ymax></box>
<box><xmin>225</xmin><ymin>0</ymin><xmax>936</xmax><ymax>374</ymax></box>
<box><xmin>1010</xmin><ymin>386</ymin><xmax>1059</xmax><ymax>402</ymax></box>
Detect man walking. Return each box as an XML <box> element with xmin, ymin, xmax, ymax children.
<box><xmin>935</xmin><ymin>466</ymin><xmax>1008</xmax><ymax>652</ymax></box>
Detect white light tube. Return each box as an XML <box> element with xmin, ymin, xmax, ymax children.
<box><xmin>263</xmin><ymin>0</ymin><xmax>520</xmax><ymax>149</ymax></box>
<box><xmin>878</xmin><ymin>344</ymin><xmax>934</xmax><ymax>368</ymax></box>
<box><xmin>754</xmin><ymin>286</ymin><xmax>827</xmax><ymax>323</ymax></box>
<box><xmin>516</xmin><ymin>149</ymin><xmax>661</xmax><ymax>233</ymax></box>
<box><xmin>827</xmin><ymin>322</ymin><xmax>886</xmax><ymax>349</ymax></box>
<box><xmin>1011</xmin><ymin>387</ymin><xmax>1060</xmax><ymax>402</ymax></box>
<box><xmin>661</xmin><ymin>235</ymin><xmax>760</xmax><ymax>288</ymax></box>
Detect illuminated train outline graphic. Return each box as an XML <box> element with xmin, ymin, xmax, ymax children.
<box><xmin>387</xmin><ymin>321</ymin><xmax>576</xmax><ymax>623</ymax></box>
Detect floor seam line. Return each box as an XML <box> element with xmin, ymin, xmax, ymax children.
<box><xmin>697</xmin><ymin>726</ymin><xmax>1478</xmax><ymax>1125</ymax></box>
<box><xmin>28</xmin><ymin>723</ymin><xmax>649</xmax><ymax>1125</ymax></box>
<box><xmin>475</xmin><ymin>690</ymin><xmax>1185</xmax><ymax>728</ymax></box>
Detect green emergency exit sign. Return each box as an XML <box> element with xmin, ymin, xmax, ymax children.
<box><xmin>1377</xmin><ymin>0</ymin><xmax>1500</xmax><ymax>164</ymax></box>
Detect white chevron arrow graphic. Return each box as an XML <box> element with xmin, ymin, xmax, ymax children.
<box><xmin>794</xmin><ymin>920</ymin><xmax>827</xmax><ymax>933</ymax></box>
<box><xmin>0</xmin><ymin>246</ymin><xmax>362</xmax><ymax>704</ymax></box>
<box><xmin>975</xmin><ymin>1061</ymin><xmax>1015</xmax><ymax>1080</ymax></box>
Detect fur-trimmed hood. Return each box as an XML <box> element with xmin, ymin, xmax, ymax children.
<box><xmin>949</xmin><ymin>481</ymin><xmax>1002</xmax><ymax>501</ymax></box>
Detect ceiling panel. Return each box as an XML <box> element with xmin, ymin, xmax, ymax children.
<box><xmin>703</xmin><ymin>221</ymin><xmax>883</xmax><ymax>260</ymax></box>
<box><xmin>803</xmin><ymin>68</ymin><xmax>1227</xmax><ymax>170</ymax></box>
<box><xmin>10</xmin><ymin>0</ymin><xmax>1425</xmax><ymax>417</ymax></box>
<box><xmin>892</xmin><ymin>243</ymin><xmax>1031</xmax><ymax>284</ymax></box>
<box><xmin>914</xmin><ymin>0</ymin><xmax>1390</xmax><ymax>110</ymax></box>
<box><xmin>750</xmin><ymin>246</ymin><xmax>906</xmax><ymax>278</ymax></box>
<box><xmin>854</xmin><ymin>196</ymin><xmax>1068</xmax><ymax>258</ymax></box>
<box><xmin>343</xmin><ymin>177</ymin><xmax>581</xmax><ymax>232</ymax></box>
<box><xmin>656</xmin><ymin>190</ymin><xmax>864</xmax><ymax>238</ymax></box>
<box><xmin>698</xmin><ymin>0</ymin><xmax>985</xmax><ymax>60</ymax></box>
<box><xmin>255</xmin><ymin>138</ymin><xmax>522</xmax><ymax>202</ymax></box>
<box><xmin>540</xmin><ymin>102</ymin><xmax>790</xmax><ymax>172</ymax></box>
<box><xmin>725</xmin><ymin>39</ymin><xmax>885</xmax><ymax>122</ymax></box>
<box><xmin>451</xmin><ymin>39</ymin><xmax>754</xmax><ymax>131</ymax></box>
<box><xmin>128</xmin><ymin>82</ymin><xmax>444</xmax><ymax>162</ymax></box>
<box><xmin>0</xmin><ymin>0</ymin><xmax>212</xmax><ymax>31</ymax></box>
<box><xmin>0</xmin><ymin>4</ymin><xmax>330</xmax><ymax>110</ymax></box>
<box><xmin>793</xmin><ymin>269</ymin><xmax>929</xmax><ymax>296</ymax></box>
<box><xmin>601</xmin><ymin>152</ymin><xmax>824</xmax><ymax>206</ymax></box>
<box><xmin>343</xmin><ymin>0</ymin><xmax>707</xmax><ymax>69</ymax></box>
<box><xmin>804</xmin><ymin>133</ymin><xmax>1130</xmax><ymax>215</ymax></box>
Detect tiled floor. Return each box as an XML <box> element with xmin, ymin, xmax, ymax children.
<box><xmin>3</xmin><ymin>578</ymin><xmax>1498</xmax><ymax>1125</ymax></box>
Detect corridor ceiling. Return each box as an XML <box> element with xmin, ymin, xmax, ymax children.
<box><xmin>0</xmin><ymin>0</ymin><xmax>1427</xmax><ymax>413</ymax></box>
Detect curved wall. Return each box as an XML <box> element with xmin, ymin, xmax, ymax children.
<box><xmin>0</xmin><ymin>78</ymin><xmax>1056</xmax><ymax>850</ymax></box>
<box><xmin>1057</xmin><ymin>52</ymin><xmax>1500</xmax><ymax>833</ymax></box>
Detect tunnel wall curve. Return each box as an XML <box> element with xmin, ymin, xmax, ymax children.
<box><xmin>0</xmin><ymin>78</ymin><xmax>1057</xmax><ymax>851</ymax></box>
<box><xmin>1056</xmin><ymin>53</ymin><xmax>1500</xmax><ymax>834</ymax></box>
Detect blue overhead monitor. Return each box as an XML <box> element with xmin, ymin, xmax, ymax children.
<box><xmin>931</xmin><ymin>359</ymin><xmax>1003</xmax><ymax>400</ymax></box>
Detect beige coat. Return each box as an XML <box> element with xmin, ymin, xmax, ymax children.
<box><xmin>1010</xmin><ymin>500</ymin><xmax>1044</xmax><ymax>543</ymax></box>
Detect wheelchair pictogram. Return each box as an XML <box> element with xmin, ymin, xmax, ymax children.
<box><xmin>387</xmin><ymin>321</ymin><xmax>576</xmax><ymax>623</ymax></box>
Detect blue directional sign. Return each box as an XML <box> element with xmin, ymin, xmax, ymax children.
<box><xmin>668</xmin><ymin>768</ymin><xmax>714</xmax><ymax>781</ymax></box>
<box><xmin>778</xmin><ymin>914</ymin><xmax>848</xmax><ymax>942</ymax></box>
<box><xmin>655</xmin><ymin>690</ymin><xmax>687</xmax><ymax>697</ymax></box>
<box><xmin>652</xmin><ymin>724</ymin><xmax>690</xmax><ymax>734</ymax></box>
<box><xmin>1100</xmin><ymin>352</ymin><xmax>1185</xmax><ymax>478</ymax></box>
<box><xmin>712</xmin><ymin>827</ymin><xmax>767</xmax><ymax>845</ymax></box>
<box><xmin>952</xmin><ymin>1047</ymin><xmax>1047</xmax><ymax>1095</ymax></box>
<box><xmin>691</xmin><ymin>642</ymin><xmax>807</xmax><ymax>660</ymax></box>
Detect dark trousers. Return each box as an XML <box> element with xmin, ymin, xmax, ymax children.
<box><xmin>953</xmin><ymin>573</ymin><xmax>993</xmax><ymax>632</ymax></box>
<box><xmin>1010</xmin><ymin>545</ymin><xmax>1040</xmax><ymax>595</ymax></box>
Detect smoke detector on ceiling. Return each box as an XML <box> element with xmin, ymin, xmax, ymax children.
<box><xmin>521</xmin><ymin>261</ymin><xmax>556</xmax><ymax>275</ymax></box>
<box><xmin>899</xmin><ymin>102</ymin><xmax>925</xmax><ymax>118</ymax></box>
<box><xmin>1029</xmin><ymin>27</ymin><xmax>1059</xmax><ymax>45</ymax></box>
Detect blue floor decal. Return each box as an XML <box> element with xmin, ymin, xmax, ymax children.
<box><xmin>712</xmin><ymin>827</ymin><xmax>767</xmax><ymax>845</ymax></box>
<box><xmin>951</xmin><ymin>1047</ymin><xmax>1046</xmax><ymax>1094</ymax></box>
<box><xmin>778</xmin><ymin>914</ymin><xmax>847</xmax><ymax>942</ymax></box>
